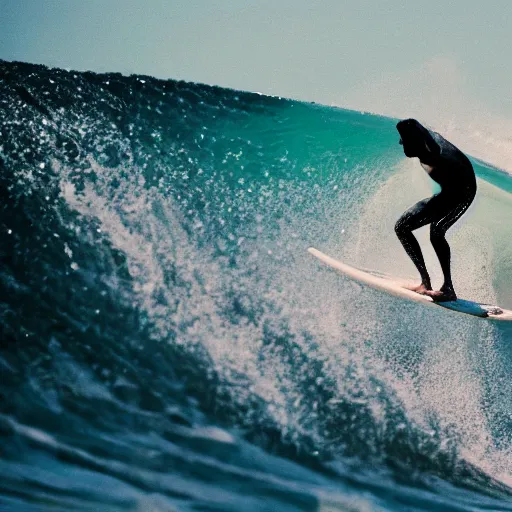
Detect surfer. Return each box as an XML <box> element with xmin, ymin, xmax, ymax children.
<box><xmin>394</xmin><ymin>119</ymin><xmax>476</xmax><ymax>302</ymax></box>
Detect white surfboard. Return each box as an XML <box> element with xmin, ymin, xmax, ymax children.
<box><xmin>308</xmin><ymin>247</ymin><xmax>512</xmax><ymax>321</ymax></box>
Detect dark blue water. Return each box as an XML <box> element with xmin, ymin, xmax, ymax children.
<box><xmin>1</xmin><ymin>60</ymin><xmax>512</xmax><ymax>511</ymax></box>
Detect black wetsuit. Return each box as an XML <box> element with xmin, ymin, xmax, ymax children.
<box><xmin>394</xmin><ymin>121</ymin><xmax>476</xmax><ymax>296</ymax></box>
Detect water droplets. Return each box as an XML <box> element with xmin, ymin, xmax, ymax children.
<box><xmin>64</xmin><ymin>243</ymin><xmax>73</xmax><ymax>259</ymax></box>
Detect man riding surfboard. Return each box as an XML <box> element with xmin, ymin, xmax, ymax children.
<box><xmin>395</xmin><ymin>119</ymin><xmax>477</xmax><ymax>302</ymax></box>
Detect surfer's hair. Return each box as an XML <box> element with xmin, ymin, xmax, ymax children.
<box><xmin>396</xmin><ymin>119</ymin><xmax>440</xmax><ymax>159</ymax></box>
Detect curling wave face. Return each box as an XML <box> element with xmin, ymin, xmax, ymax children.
<box><xmin>1</xmin><ymin>60</ymin><xmax>512</xmax><ymax>511</ymax></box>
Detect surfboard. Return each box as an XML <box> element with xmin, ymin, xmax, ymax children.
<box><xmin>308</xmin><ymin>247</ymin><xmax>512</xmax><ymax>321</ymax></box>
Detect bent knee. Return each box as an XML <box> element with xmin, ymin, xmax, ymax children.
<box><xmin>430</xmin><ymin>227</ymin><xmax>446</xmax><ymax>242</ymax></box>
<box><xmin>395</xmin><ymin>218</ymin><xmax>409</xmax><ymax>237</ymax></box>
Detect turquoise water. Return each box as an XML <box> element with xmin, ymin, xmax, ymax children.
<box><xmin>1</xmin><ymin>60</ymin><xmax>512</xmax><ymax>511</ymax></box>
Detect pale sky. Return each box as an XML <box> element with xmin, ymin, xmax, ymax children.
<box><xmin>2</xmin><ymin>0</ymin><xmax>512</xmax><ymax>119</ymax></box>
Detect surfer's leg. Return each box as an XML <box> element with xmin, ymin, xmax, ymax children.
<box><xmin>394</xmin><ymin>196</ymin><xmax>441</xmax><ymax>291</ymax></box>
<box><xmin>428</xmin><ymin>226</ymin><xmax>454</xmax><ymax>300</ymax></box>
<box><xmin>428</xmin><ymin>189</ymin><xmax>476</xmax><ymax>301</ymax></box>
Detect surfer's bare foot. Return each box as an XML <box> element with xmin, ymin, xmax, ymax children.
<box><xmin>405</xmin><ymin>283</ymin><xmax>432</xmax><ymax>295</ymax></box>
<box><xmin>424</xmin><ymin>289</ymin><xmax>457</xmax><ymax>302</ymax></box>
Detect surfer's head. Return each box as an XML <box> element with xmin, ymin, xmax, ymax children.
<box><xmin>396</xmin><ymin>118</ymin><xmax>440</xmax><ymax>162</ymax></box>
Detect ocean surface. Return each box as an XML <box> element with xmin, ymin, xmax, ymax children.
<box><xmin>1</xmin><ymin>60</ymin><xmax>512</xmax><ymax>511</ymax></box>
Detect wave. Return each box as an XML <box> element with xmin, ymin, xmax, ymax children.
<box><xmin>1</xmin><ymin>60</ymin><xmax>512</xmax><ymax>511</ymax></box>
